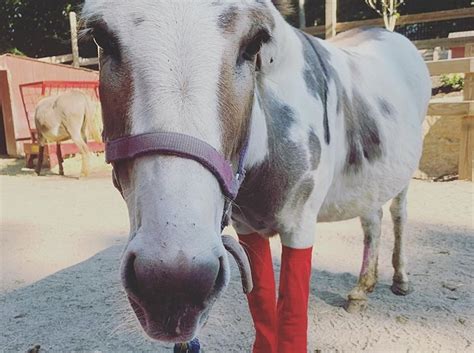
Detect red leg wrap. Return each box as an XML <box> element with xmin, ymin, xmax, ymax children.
<box><xmin>238</xmin><ymin>233</ymin><xmax>277</xmax><ymax>353</ymax></box>
<box><xmin>277</xmin><ymin>246</ymin><xmax>313</xmax><ymax>353</ymax></box>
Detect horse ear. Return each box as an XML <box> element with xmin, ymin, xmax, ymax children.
<box><xmin>271</xmin><ymin>0</ymin><xmax>294</xmax><ymax>16</ymax></box>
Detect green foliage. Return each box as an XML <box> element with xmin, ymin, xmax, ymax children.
<box><xmin>8</xmin><ymin>47</ymin><xmax>25</xmax><ymax>56</ymax></box>
<box><xmin>440</xmin><ymin>74</ymin><xmax>464</xmax><ymax>91</ymax></box>
<box><xmin>1</xmin><ymin>0</ymin><xmax>473</xmax><ymax>58</ymax></box>
<box><xmin>0</xmin><ymin>0</ymin><xmax>96</xmax><ymax>58</ymax></box>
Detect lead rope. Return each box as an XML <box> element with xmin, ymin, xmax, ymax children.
<box><xmin>173</xmin><ymin>338</ymin><xmax>200</xmax><ymax>353</ymax></box>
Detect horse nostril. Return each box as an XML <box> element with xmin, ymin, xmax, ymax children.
<box><xmin>123</xmin><ymin>253</ymin><xmax>140</xmax><ymax>297</ymax></box>
<box><xmin>213</xmin><ymin>256</ymin><xmax>226</xmax><ymax>295</ymax></box>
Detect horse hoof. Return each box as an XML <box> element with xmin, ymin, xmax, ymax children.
<box><xmin>344</xmin><ymin>299</ymin><xmax>368</xmax><ymax>313</ymax></box>
<box><xmin>391</xmin><ymin>281</ymin><xmax>412</xmax><ymax>296</ymax></box>
<box><xmin>173</xmin><ymin>338</ymin><xmax>200</xmax><ymax>353</ymax></box>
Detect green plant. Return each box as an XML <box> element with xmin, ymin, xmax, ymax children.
<box><xmin>440</xmin><ymin>74</ymin><xmax>464</xmax><ymax>91</ymax></box>
<box><xmin>364</xmin><ymin>0</ymin><xmax>405</xmax><ymax>31</ymax></box>
<box><xmin>8</xmin><ymin>47</ymin><xmax>25</xmax><ymax>56</ymax></box>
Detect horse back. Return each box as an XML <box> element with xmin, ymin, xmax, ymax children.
<box><xmin>318</xmin><ymin>28</ymin><xmax>431</xmax><ymax>222</ymax></box>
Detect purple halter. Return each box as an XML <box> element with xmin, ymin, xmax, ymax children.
<box><xmin>105</xmin><ymin>131</ymin><xmax>248</xmax><ymax>223</ymax></box>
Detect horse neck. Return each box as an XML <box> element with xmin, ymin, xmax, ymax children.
<box><xmin>245</xmin><ymin>17</ymin><xmax>308</xmax><ymax>170</ymax></box>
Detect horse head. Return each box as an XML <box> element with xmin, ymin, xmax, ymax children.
<box><xmin>82</xmin><ymin>0</ymin><xmax>281</xmax><ymax>342</ymax></box>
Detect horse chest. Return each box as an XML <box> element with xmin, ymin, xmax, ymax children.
<box><xmin>233</xmin><ymin>135</ymin><xmax>313</xmax><ymax>235</ymax></box>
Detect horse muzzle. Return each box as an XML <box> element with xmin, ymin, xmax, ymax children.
<box><xmin>120</xmin><ymin>232</ymin><xmax>252</xmax><ymax>342</ymax></box>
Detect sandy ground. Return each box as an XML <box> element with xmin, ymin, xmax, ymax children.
<box><xmin>0</xmin><ymin>155</ymin><xmax>473</xmax><ymax>353</ymax></box>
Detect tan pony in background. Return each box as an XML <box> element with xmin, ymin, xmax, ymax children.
<box><xmin>34</xmin><ymin>90</ymin><xmax>102</xmax><ymax>177</ymax></box>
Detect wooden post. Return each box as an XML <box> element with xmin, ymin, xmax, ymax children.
<box><xmin>298</xmin><ymin>0</ymin><xmax>306</xmax><ymax>29</ymax></box>
<box><xmin>464</xmin><ymin>43</ymin><xmax>474</xmax><ymax>57</ymax></box>
<box><xmin>458</xmin><ymin>116</ymin><xmax>474</xmax><ymax>181</ymax></box>
<box><xmin>325</xmin><ymin>0</ymin><xmax>337</xmax><ymax>39</ymax></box>
<box><xmin>459</xmin><ymin>43</ymin><xmax>474</xmax><ymax>181</ymax></box>
<box><xmin>433</xmin><ymin>46</ymin><xmax>441</xmax><ymax>61</ymax></box>
<box><xmin>69</xmin><ymin>11</ymin><xmax>80</xmax><ymax>68</ymax></box>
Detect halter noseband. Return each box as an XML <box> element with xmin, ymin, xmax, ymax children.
<box><xmin>105</xmin><ymin>131</ymin><xmax>248</xmax><ymax>228</ymax></box>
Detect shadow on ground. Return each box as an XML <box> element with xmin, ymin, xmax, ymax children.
<box><xmin>0</xmin><ymin>157</ymin><xmax>55</xmax><ymax>177</ymax></box>
<box><xmin>1</xmin><ymin>220</ymin><xmax>472</xmax><ymax>352</ymax></box>
<box><xmin>0</xmin><ymin>155</ymin><xmax>111</xmax><ymax>178</ymax></box>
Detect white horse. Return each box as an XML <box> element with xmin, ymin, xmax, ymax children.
<box><xmin>34</xmin><ymin>90</ymin><xmax>102</xmax><ymax>176</ymax></box>
<box><xmin>82</xmin><ymin>0</ymin><xmax>431</xmax><ymax>352</ymax></box>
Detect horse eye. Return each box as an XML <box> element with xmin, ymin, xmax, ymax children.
<box><xmin>242</xmin><ymin>30</ymin><xmax>270</xmax><ymax>61</ymax></box>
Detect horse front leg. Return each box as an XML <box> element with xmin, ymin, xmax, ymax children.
<box><xmin>346</xmin><ymin>208</ymin><xmax>383</xmax><ymax>313</ymax></box>
<box><xmin>277</xmin><ymin>230</ymin><xmax>314</xmax><ymax>353</ymax></box>
<box><xmin>238</xmin><ymin>233</ymin><xmax>277</xmax><ymax>353</ymax></box>
<box><xmin>276</xmin><ymin>246</ymin><xmax>313</xmax><ymax>353</ymax></box>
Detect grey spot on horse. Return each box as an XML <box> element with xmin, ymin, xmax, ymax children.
<box><xmin>133</xmin><ymin>16</ymin><xmax>145</xmax><ymax>26</ymax></box>
<box><xmin>342</xmin><ymin>90</ymin><xmax>383</xmax><ymax>174</ymax></box>
<box><xmin>233</xmin><ymin>90</ymin><xmax>308</xmax><ymax>235</ymax></box>
<box><xmin>377</xmin><ymin>97</ymin><xmax>396</xmax><ymax>118</ymax></box>
<box><xmin>296</xmin><ymin>30</ymin><xmax>344</xmax><ymax>144</ymax></box>
<box><xmin>298</xmin><ymin>32</ymin><xmax>330</xmax><ymax>145</ymax></box>
<box><xmin>218</xmin><ymin>5</ymin><xmax>239</xmax><ymax>32</ymax></box>
<box><xmin>291</xmin><ymin>177</ymin><xmax>315</xmax><ymax>209</ymax></box>
<box><xmin>308</xmin><ymin>129</ymin><xmax>321</xmax><ymax>170</ymax></box>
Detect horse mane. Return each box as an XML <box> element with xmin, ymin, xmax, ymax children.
<box><xmin>272</xmin><ymin>0</ymin><xmax>295</xmax><ymax>16</ymax></box>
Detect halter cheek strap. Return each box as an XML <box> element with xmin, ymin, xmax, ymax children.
<box><xmin>105</xmin><ymin>131</ymin><xmax>248</xmax><ymax>229</ymax></box>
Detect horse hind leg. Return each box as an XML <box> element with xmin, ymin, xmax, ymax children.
<box><xmin>69</xmin><ymin>132</ymin><xmax>90</xmax><ymax>177</ymax></box>
<box><xmin>35</xmin><ymin>142</ymin><xmax>45</xmax><ymax>176</ymax></box>
<box><xmin>56</xmin><ymin>142</ymin><xmax>64</xmax><ymax>176</ymax></box>
<box><xmin>390</xmin><ymin>186</ymin><xmax>412</xmax><ymax>295</ymax></box>
<box><xmin>346</xmin><ymin>208</ymin><xmax>383</xmax><ymax>313</ymax></box>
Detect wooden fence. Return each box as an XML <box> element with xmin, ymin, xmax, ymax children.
<box><xmin>304</xmin><ymin>2</ymin><xmax>474</xmax><ymax>39</ymax></box>
<box><xmin>426</xmin><ymin>47</ymin><xmax>474</xmax><ymax>181</ymax></box>
<box><xmin>37</xmin><ymin>54</ymin><xmax>98</xmax><ymax>67</ymax></box>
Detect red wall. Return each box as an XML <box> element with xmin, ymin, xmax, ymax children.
<box><xmin>0</xmin><ymin>54</ymin><xmax>99</xmax><ymax>156</ymax></box>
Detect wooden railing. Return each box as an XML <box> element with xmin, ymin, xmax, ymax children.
<box><xmin>413</xmin><ymin>36</ymin><xmax>474</xmax><ymax>51</ymax></box>
<box><xmin>37</xmin><ymin>54</ymin><xmax>98</xmax><ymax>67</ymax></box>
<box><xmin>426</xmin><ymin>45</ymin><xmax>474</xmax><ymax>181</ymax></box>
<box><xmin>304</xmin><ymin>7</ymin><xmax>474</xmax><ymax>38</ymax></box>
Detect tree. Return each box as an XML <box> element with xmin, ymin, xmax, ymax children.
<box><xmin>0</xmin><ymin>0</ymin><xmax>95</xmax><ymax>58</ymax></box>
<box><xmin>364</xmin><ymin>0</ymin><xmax>405</xmax><ymax>31</ymax></box>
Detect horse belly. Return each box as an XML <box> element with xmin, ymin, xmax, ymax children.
<box><xmin>40</xmin><ymin>125</ymin><xmax>69</xmax><ymax>142</ymax></box>
<box><xmin>317</xmin><ymin>31</ymin><xmax>429</xmax><ymax>223</ymax></box>
<box><xmin>318</xmin><ymin>127</ymin><xmax>423</xmax><ymax>223</ymax></box>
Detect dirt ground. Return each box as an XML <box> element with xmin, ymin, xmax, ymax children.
<box><xmin>1</xmin><ymin>155</ymin><xmax>473</xmax><ymax>353</ymax></box>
